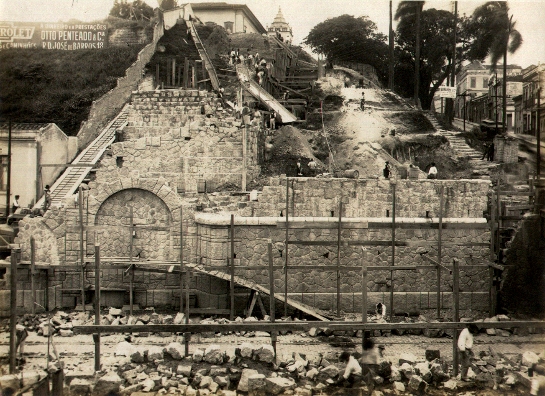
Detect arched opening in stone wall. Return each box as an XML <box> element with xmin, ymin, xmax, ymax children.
<box><xmin>95</xmin><ymin>188</ymin><xmax>173</xmax><ymax>260</ymax></box>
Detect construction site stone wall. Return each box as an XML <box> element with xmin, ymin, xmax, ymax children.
<box><xmin>10</xmin><ymin>174</ymin><xmax>492</xmax><ymax>315</ymax></box>
<box><xmin>249</xmin><ymin>178</ymin><xmax>491</xmax><ymax>218</ymax></box>
<box><xmin>195</xmin><ymin>213</ymin><xmax>490</xmax><ymax>313</ymax></box>
<box><xmin>115</xmin><ymin>90</ymin><xmax>261</xmax><ymax>192</ymax></box>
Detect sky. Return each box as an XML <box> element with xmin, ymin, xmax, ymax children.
<box><xmin>1</xmin><ymin>0</ymin><xmax>544</xmax><ymax>68</ymax></box>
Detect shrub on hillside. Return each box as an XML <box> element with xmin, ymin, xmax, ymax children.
<box><xmin>0</xmin><ymin>46</ymin><xmax>144</xmax><ymax>135</ymax></box>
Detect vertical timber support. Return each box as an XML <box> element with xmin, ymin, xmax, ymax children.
<box><xmin>31</xmin><ymin>237</ymin><xmax>36</xmax><ymax>315</ymax></box>
<box><xmin>179</xmin><ymin>207</ymin><xmax>184</xmax><ymax>312</ymax></box>
<box><xmin>390</xmin><ymin>182</ymin><xmax>396</xmax><ymax>320</ymax></box>
<box><xmin>361</xmin><ymin>247</ymin><xmax>368</xmax><ymax>352</ymax></box>
<box><xmin>129</xmin><ymin>206</ymin><xmax>134</xmax><ymax>316</ymax></box>
<box><xmin>452</xmin><ymin>258</ymin><xmax>460</xmax><ymax>376</ymax></box>
<box><xmin>242</xmin><ymin>126</ymin><xmax>247</xmax><ymax>191</ymax></box>
<box><xmin>268</xmin><ymin>240</ymin><xmax>277</xmax><ymax>357</ymax></box>
<box><xmin>9</xmin><ymin>247</ymin><xmax>20</xmax><ymax>374</ymax></box>
<box><xmin>79</xmin><ymin>186</ymin><xmax>85</xmax><ymax>312</ymax></box>
<box><xmin>337</xmin><ymin>201</ymin><xmax>342</xmax><ymax>317</ymax></box>
<box><xmin>230</xmin><ymin>214</ymin><xmax>235</xmax><ymax>321</ymax></box>
<box><xmin>284</xmin><ymin>178</ymin><xmax>289</xmax><ymax>317</ymax></box>
<box><xmin>94</xmin><ymin>243</ymin><xmax>101</xmax><ymax>372</ymax></box>
<box><xmin>437</xmin><ymin>185</ymin><xmax>444</xmax><ymax>318</ymax></box>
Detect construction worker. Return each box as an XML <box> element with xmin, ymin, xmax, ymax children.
<box><xmin>458</xmin><ymin>323</ymin><xmax>479</xmax><ymax>381</ymax></box>
<box><xmin>42</xmin><ymin>185</ymin><xmax>52</xmax><ymax>212</ymax></box>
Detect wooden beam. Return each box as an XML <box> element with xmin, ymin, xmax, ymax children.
<box><xmin>79</xmin><ymin>186</ymin><xmax>85</xmax><ymax>313</ymax></box>
<box><xmin>72</xmin><ymin>320</ymin><xmax>545</xmax><ymax>335</ymax></box>
<box><xmin>9</xmin><ymin>247</ymin><xmax>19</xmax><ymax>373</ymax></box>
<box><xmin>74</xmin><ymin>322</ymin><xmax>310</xmax><ymax>334</ymax></box>
<box><xmin>230</xmin><ymin>214</ymin><xmax>235</xmax><ymax>321</ymax></box>
<box><xmin>277</xmin><ymin>221</ymin><xmax>488</xmax><ymax>230</ymax></box>
<box><xmin>94</xmin><ymin>243</ymin><xmax>101</xmax><ymax>372</ymax></box>
<box><xmin>286</xmin><ymin>240</ymin><xmax>488</xmax><ymax>247</ymax></box>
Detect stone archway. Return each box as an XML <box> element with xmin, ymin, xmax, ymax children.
<box><xmin>95</xmin><ymin>188</ymin><xmax>173</xmax><ymax>260</ymax></box>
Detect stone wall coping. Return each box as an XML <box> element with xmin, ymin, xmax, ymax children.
<box><xmin>194</xmin><ymin>213</ymin><xmax>488</xmax><ymax>226</ymax></box>
<box><xmin>275</xmin><ymin>177</ymin><xmax>492</xmax><ymax>186</ymax></box>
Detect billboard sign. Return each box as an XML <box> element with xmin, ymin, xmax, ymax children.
<box><xmin>0</xmin><ymin>21</ymin><xmax>108</xmax><ymax>50</ymax></box>
<box><xmin>437</xmin><ymin>86</ymin><xmax>457</xmax><ymax>99</ymax></box>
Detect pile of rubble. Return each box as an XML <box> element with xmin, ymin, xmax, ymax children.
<box><xmin>43</xmin><ymin>342</ymin><xmax>545</xmax><ymax>395</ymax></box>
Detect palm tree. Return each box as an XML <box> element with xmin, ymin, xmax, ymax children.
<box><xmin>472</xmin><ymin>2</ymin><xmax>522</xmax><ymax>133</ymax></box>
<box><xmin>395</xmin><ymin>1</ymin><xmax>424</xmax><ymax>108</ymax></box>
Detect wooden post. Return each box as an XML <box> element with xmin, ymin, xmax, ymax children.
<box><xmin>437</xmin><ymin>185</ymin><xmax>444</xmax><ymax>319</ymax></box>
<box><xmin>496</xmin><ymin>172</ymin><xmax>501</xmax><ymax>262</ymax></box>
<box><xmin>172</xmin><ymin>58</ymin><xmax>176</xmax><ymax>89</ymax></box>
<box><xmin>452</xmin><ymin>258</ymin><xmax>460</xmax><ymax>376</ymax></box>
<box><xmin>183</xmin><ymin>58</ymin><xmax>189</xmax><ymax>88</ymax></box>
<box><xmin>79</xmin><ymin>186</ymin><xmax>85</xmax><ymax>312</ymax></box>
<box><xmin>284</xmin><ymin>178</ymin><xmax>289</xmax><ymax>317</ymax></box>
<box><xmin>490</xmin><ymin>194</ymin><xmax>496</xmax><ymax>262</ymax></box>
<box><xmin>44</xmin><ymin>268</ymin><xmax>49</xmax><ymax>312</ymax></box>
<box><xmin>94</xmin><ymin>243</ymin><xmax>101</xmax><ymax>372</ymax></box>
<box><xmin>242</xmin><ymin>125</ymin><xmax>247</xmax><ymax>191</ymax></box>
<box><xmin>179</xmin><ymin>207</ymin><xmax>184</xmax><ymax>312</ymax></box>
<box><xmin>268</xmin><ymin>239</ymin><xmax>277</xmax><ymax>356</ymax></box>
<box><xmin>230</xmin><ymin>214</ymin><xmax>235</xmax><ymax>321</ymax></box>
<box><xmin>489</xmin><ymin>266</ymin><xmax>496</xmax><ymax>317</ymax></box>
<box><xmin>31</xmin><ymin>237</ymin><xmax>36</xmax><ymax>314</ymax></box>
<box><xmin>155</xmin><ymin>63</ymin><xmax>160</xmax><ymax>88</ymax></box>
<box><xmin>191</xmin><ymin>63</ymin><xmax>197</xmax><ymax>89</ymax></box>
<box><xmin>129</xmin><ymin>206</ymin><xmax>134</xmax><ymax>316</ymax></box>
<box><xmin>337</xmin><ymin>201</ymin><xmax>342</xmax><ymax>317</ymax></box>
<box><xmin>361</xmin><ymin>247</ymin><xmax>368</xmax><ymax>352</ymax></box>
<box><xmin>9</xmin><ymin>247</ymin><xmax>20</xmax><ymax>374</ymax></box>
<box><xmin>390</xmin><ymin>182</ymin><xmax>396</xmax><ymax>320</ymax></box>
<box><xmin>361</xmin><ymin>247</ymin><xmax>368</xmax><ymax>324</ymax></box>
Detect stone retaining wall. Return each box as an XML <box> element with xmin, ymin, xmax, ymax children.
<box><xmin>250</xmin><ymin>178</ymin><xmax>490</xmax><ymax>218</ymax></box>
<box><xmin>194</xmin><ymin>213</ymin><xmax>490</xmax><ymax>312</ymax></box>
<box><xmin>112</xmin><ymin>90</ymin><xmax>261</xmax><ymax>192</ymax></box>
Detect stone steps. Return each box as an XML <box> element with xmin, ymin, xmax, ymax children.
<box><xmin>424</xmin><ymin>113</ymin><xmax>492</xmax><ymax>179</ymax></box>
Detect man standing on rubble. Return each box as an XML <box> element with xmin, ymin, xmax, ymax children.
<box><xmin>458</xmin><ymin>323</ymin><xmax>479</xmax><ymax>381</ymax></box>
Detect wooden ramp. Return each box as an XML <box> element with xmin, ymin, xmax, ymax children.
<box><xmin>186</xmin><ymin>263</ymin><xmax>331</xmax><ymax>321</ymax></box>
<box><xmin>236</xmin><ymin>64</ymin><xmax>297</xmax><ymax>123</ymax></box>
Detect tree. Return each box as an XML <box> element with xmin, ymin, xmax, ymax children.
<box><xmin>395</xmin><ymin>1</ymin><xmax>424</xmax><ymax>107</ymax></box>
<box><xmin>395</xmin><ymin>8</ymin><xmax>459</xmax><ymax>109</ymax></box>
<box><xmin>304</xmin><ymin>14</ymin><xmax>389</xmax><ymax>83</ymax></box>
<box><xmin>110</xmin><ymin>0</ymin><xmax>154</xmax><ymax>20</ymax></box>
<box><xmin>158</xmin><ymin>0</ymin><xmax>177</xmax><ymax>10</ymax></box>
<box><xmin>469</xmin><ymin>2</ymin><xmax>522</xmax><ymax>132</ymax></box>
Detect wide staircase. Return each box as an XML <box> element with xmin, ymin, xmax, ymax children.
<box><xmin>425</xmin><ymin>112</ymin><xmax>496</xmax><ymax>179</ymax></box>
<box><xmin>34</xmin><ymin>106</ymin><xmax>129</xmax><ymax>209</ymax></box>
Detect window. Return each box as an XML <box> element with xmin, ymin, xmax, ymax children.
<box><xmin>482</xmin><ymin>78</ymin><xmax>488</xmax><ymax>88</ymax></box>
<box><xmin>224</xmin><ymin>21</ymin><xmax>233</xmax><ymax>33</ymax></box>
<box><xmin>470</xmin><ymin>77</ymin><xmax>476</xmax><ymax>88</ymax></box>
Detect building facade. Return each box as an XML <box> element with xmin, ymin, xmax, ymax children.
<box><xmin>0</xmin><ymin>123</ymin><xmax>77</xmax><ymax>214</ymax></box>
<box><xmin>267</xmin><ymin>7</ymin><xmax>293</xmax><ymax>44</ymax></box>
<box><xmin>520</xmin><ymin>63</ymin><xmax>545</xmax><ymax>136</ymax></box>
<box><xmin>488</xmin><ymin>71</ymin><xmax>523</xmax><ymax>132</ymax></box>
<box><xmin>163</xmin><ymin>3</ymin><xmax>266</xmax><ymax>34</ymax></box>
<box><xmin>455</xmin><ymin>61</ymin><xmax>490</xmax><ymax>120</ymax></box>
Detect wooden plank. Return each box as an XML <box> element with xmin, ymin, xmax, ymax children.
<box><xmin>277</xmin><ymin>222</ymin><xmax>488</xmax><ymax>229</ymax></box>
<box><xmin>390</xmin><ymin>183</ymin><xmax>396</xmax><ymax>321</ymax></box>
<box><xmin>79</xmin><ymin>186</ymin><xmax>85</xmax><ymax>313</ymax></box>
<box><xmin>209</xmin><ymin>264</ymin><xmax>490</xmax><ymax>271</ymax></box>
<box><xmin>453</xmin><ymin>258</ymin><xmax>460</xmax><ymax>376</ymax></box>
<box><xmin>9</xmin><ymin>248</ymin><xmax>19</xmax><ymax>373</ymax></box>
<box><xmin>74</xmin><ymin>322</ymin><xmax>310</xmax><ymax>334</ymax></box>
<box><xmin>286</xmin><ymin>240</ymin><xmax>488</xmax><ymax>247</ymax></box>
<box><xmin>31</xmin><ymin>237</ymin><xmax>36</xmax><ymax>315</ymax></box>
<box><xmin>268</xmin><ymin>240</ymin><xmax>275</xmax><ymax>321</ymax></box>
<box><xmin>499</xmin><ymin>191</ymin><xmax>535</xmax><ymax>196</ymax></box>
<box><xmin>284</xmin><ymin>179</ymin><xmax>290</xmax><ymax>318</ymax></box>
<box><xmin>73</xmin><ymin>320</ymin><xmax>545</xmax><ymax>335</ymax></box>
<box><xmin>337</xmin><ymin>201</ymin><xmax>342</xmax><ymax>316</ymax></box>
<box><xmin>437</xmin><ymin>186</ymin><xmax>444</xmax><ymax>319</ymax></box>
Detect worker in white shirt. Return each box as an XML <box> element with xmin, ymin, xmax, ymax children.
<box><xmin>458</xmin><ymin>324</ymin><xmax>479</xmax><ymax>381</ymax></box>
<box><xmin>338</xmin><ymin>351</ymin><xmax>362</xmax><ymax>387</ymax></box>
<box><xmin>427</xmin><ymin>162</ymin><xmax>438</xmax><ymax>179</ymax></box>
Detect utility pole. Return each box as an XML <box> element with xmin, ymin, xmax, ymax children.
<box><xmin>389</xmin><ymin>1</ymin><xmax>394</xmax><ymax>90</ymax></box>
<box><xmin>495</xmin><ymin>73</ymin><xmax>499</xmax><ymax>135</ymax></box>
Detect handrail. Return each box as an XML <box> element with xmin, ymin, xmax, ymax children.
<box><xmin>186</xmin><ymin>20</ymin><xmax>220</xmax><ymax>92</ymax></box>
